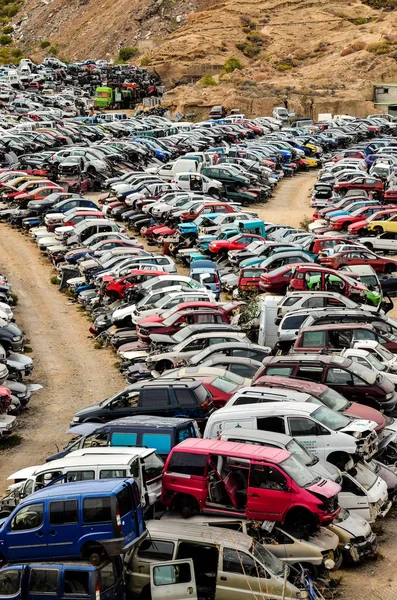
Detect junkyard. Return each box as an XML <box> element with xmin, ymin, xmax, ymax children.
<box><xmin>2</xmin><ymin>57</ymin><xmax>397</xmax><ymax>600</ymax></box>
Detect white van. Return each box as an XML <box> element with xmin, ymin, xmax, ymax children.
<box><xmin>203</xmin><ymin>401</ymin><xmax>379</xmax><ymax>468</ymax></box>
<box><xmin>339</xmin><ymin>462</ymin><xmax>391</xmax><ymax>523</ymax></box>
<box><xmin>147</xmin><ymin>159</ymin><xmax>201</xmax><ymax>181</ymax></box>
<box><xmin>5</xmin><ymin>447</ymin><xmax>163</xmax><ymax>512</ymax></box>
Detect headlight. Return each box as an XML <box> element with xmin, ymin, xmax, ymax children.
<box><xmin>353</xmin><ymin>431</ymin><xmax>362</xmax><ymax>439</ymax></box>
<box><xmin>386</xmin><ymin>392</ymin><xmax>393</xmax><ymax>401</ymax></box>
<box><xmin>72</xmin><ymin>416</ymin><xmax>80</xmax><ymax>422</ymax></box>
<box><xmin>12</xmin><ymin>336</ymin><xmax>22</xmax><ymax>342</ymax></box>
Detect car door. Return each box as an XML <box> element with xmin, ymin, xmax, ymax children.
<box><xmin>150</xmin><ymin>560</ymin><xmax>198</xmax><ymax>600</ymax></box>
<box><xmin>47</xmin><ymin>500</ymin><xmax>80</xmax><ymax>558</ymax></box>
<box><xmin>5</xmin><ymin>502</ymin><xmax>47</xmax><ymax>560</ymax></box>
<box><xmin>138</xmin><ymin>388</ymin><xmax>174</xmax><ymax>417</ymax></box>
<box><xmin>247</xmin><ymin>462</ymin><xmax>292</xmax><ymax>521</ymax></box>
<box><xmin>324</xmin><ymin>366</ymin><xmax>364</xmax><ymax>403</ymax></box>
<box><xmin>105</xmin><ymin>390</ymin><xmax>140</xmax><ymax>419</ymax></box>
<box><xmin>286</xmin><ymin>416</ymin><xmax>327</xmax><ymax>459</ymax></box>
<box><xmin>338</xmin><ymin>475</ymin><xmax>370</xmax><ymax>520</ymax></box>
<box><xmin>28</xmin><ymin>567</ymin><xmax>60</xmax><ymax>600</ymax></box>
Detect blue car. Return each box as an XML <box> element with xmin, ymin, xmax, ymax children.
<box><xmin>0</xmin><ymin>558</ymin><xmax>124</xmax><ymax>600</ymax></box>
<box><xmin>0</xmin><ymin>479</ymin><xmax>146</xmax><ymax>563</ymax></box>
<box><xmin>189</xmin><ymin>259</ymin><xmax>221</xmax><ymax>299</ymax></box>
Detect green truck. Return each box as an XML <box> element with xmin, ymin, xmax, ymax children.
<box><xmin>94</xmin><ymin>87</ymin><xmax>114</xmax><ymax>109</ymax></box>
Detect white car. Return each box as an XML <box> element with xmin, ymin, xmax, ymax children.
<box><xmin>172</xmin><ymin>172</ymin><xmax>223</xmax><ymax>196</ymax></box>
<box><xmin>203</xmin><ymin>402</ymin><xmax>379</xmax><ymax>466</ymax></box>
<box><xmin>340</xmin><ymin>347</ymin><xmax>397</xmax><ymax>385</ymax></box>
<box><xmin>339</xmin><ymin>462</ymin><xmax>391</xmax><ymax>523</ymax></box>
<box><xmin>359</xmin><ymin>231</ymin><xmax>397</xmax><ymax>253</ymax></box>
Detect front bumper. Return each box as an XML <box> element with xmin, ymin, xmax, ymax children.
<box><xmin>344</xmin><ymin>532</ymin><xmax>378</xmax><ymax>563</ymax></box>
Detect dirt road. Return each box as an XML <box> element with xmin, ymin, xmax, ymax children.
<box><xmin>0</xmin><ymin>224</ymin><xmax>124</xmax><ymax>491</ymax></box>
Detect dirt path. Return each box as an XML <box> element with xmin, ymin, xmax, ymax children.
<box><xmin>0</xmin><ymin>224</ymin><xmax>124</xmax><ymax>491</ymax></box>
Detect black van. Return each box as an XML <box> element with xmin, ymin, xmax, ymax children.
<box><xmin>47</xmin><ymin>416</ymin><xmax>201</xmax><ymax>462</ymax></box>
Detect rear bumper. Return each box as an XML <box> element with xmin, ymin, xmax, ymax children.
<box><xmin>344</xmin><ymin>532</ymin><xmax>377</xmax><ymax>563</ymax></box>
<box><xmin>102</xmin><ymin>530</ymin><xmax>147</xmax><ymax>557</ymax></box>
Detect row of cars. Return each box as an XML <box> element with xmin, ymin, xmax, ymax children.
<box><xmin>1</xmin><ymin>112</ymin><xmax>396</xmax><ymax>600</ymax></box>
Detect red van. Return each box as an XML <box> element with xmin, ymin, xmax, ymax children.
<box><xmin>161</xmin><ymin>438</ymin><xmax>341</xmax><ymax>531</ymax></box>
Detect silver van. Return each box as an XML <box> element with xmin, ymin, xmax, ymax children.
<box><xmin>126</xmin><ymin>520</ymin><xmax>309</xmax><ymax>599</ymax></box>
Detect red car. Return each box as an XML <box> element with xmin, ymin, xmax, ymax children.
<box><xmin>61</xmin><ymin>210</ymin><xmax>104</xmax><ymax>227</ymax></box>
<box><xmin>137</xmin><ymin>303</ymin><xmax>234</xmax><ymax>342</ymax></box>
<box><xmin>347</xmin><ymin>206</ymin><xmax>397</xmax><ymax>235</ymax></box>
<box><xmin>329</xmin><ymin>205</ymin><xmax>383</xmax><ymax>230</ymax></box>
<box><xmin>287</xmin><ymin>264</ymin><xmax>368</xmax><ymax>300</ymax></box>
<box><xmin>238</xmin><ymin>266</ymin><xmax>267</xmax><ymax>292</ymax></box>
<box><xmin>208</xmin><ymin>233</ymin><xmax>265</xmax><ymax>256</ymax></box>
<box><xmin>180</xmin><ymin>202</ymin><xmax>236</xmax><ymax>222</ymax></box>
<box><xmin>333</xmin><ymin>176</ymin><xmax>383</xmax><ymax>196</ymax></box>
<box><xmin>103</xmin><ymin>269</ymin><xmax>166</xmax><ymax>301</ymax></box>
<box><xmin>259</xmin><ymin>264</ymin><xmax>301</xmax><ymax>294</ymax></box>
<box><xmin>320</xmin><ymin>249</ymin><xmax>397</xmax><ymax>273</ymax></box>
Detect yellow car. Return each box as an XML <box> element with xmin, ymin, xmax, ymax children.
<box><xmin>367</xmin><ymin>217</ymin><xmax>397</xmax><ymax>234</ymax></box>
<box><xmin>305</xmin><ymin>157</ymin><xmax>320</xmax><ymax>168</ymax></box>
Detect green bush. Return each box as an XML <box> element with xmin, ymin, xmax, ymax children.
<box><xmin>236</xmin><ymin>41</ymin><xmax>261</xmax><ymax>58</ymax></box>
<box><xmin>11</xmin><ymin>47</ymin><xmax>22</xmax><ymax>58</ymax></box>
<box><xmin>0</xmin><ymin>33</ymin><xmax>11</xmax><ymax>45</ymax></box>
<box><xmin>2</xmin><ymin>24</ymin><xmax>12</xmax><ymax>33</ymax></box>
<box><xmin>276</xmin><ymin>62</ymin><xmax>293</xmax><ymax>71</ymax></box>
<box><xmin>48</xmin><ymin>43</ymin><xmax>58</xmax><ymax>56</ymax></box>
<box><xmin>5</xmin><ymin>3</ymin><xmax>20</xmax><ymax>17</ymax></box>
<box><xmin>140</xmin><ymin>56</ymin><xmax>152</xmax><ymax>66</ymax></box>
<box><xmin>362</xmin><ymin>0</ymin><xmax>396</xmax><ymax>9</ymax></box>
<box><xmin>366</xmin><ymin>40</ymin><xmax>394</xmax><ymax>53</ymax></box>
<box><xmin>223</xmin><ymin>57</ymin><xmax>243</xmax><ymax>72</ymax></box>
<box><xmin>40</xmin><ymin>40</ymin><xmax>51</xmax><ymax>49</ymax></box>
<box><xmin>246</xmin><ymin>32</ymin><xmax>264</xmax><ymax>44</ymax></box>
<box><xmin>199</xmin><ymin>73</ymin><xmax>217</xmax><ymax>86</ymax></box>
<box><xmin>118</xmin><ymin>46</ymin><xmax>139</xmax><ymax>62</ymax></box>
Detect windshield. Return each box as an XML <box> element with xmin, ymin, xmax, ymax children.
<box><xmin>173</xmin><ymin>326</ymin><xmax>196</xmax><ymax>342</ymax></box>
<box><xmin>376</xmin><ymin>344</ymin><xmax>394</xmax><ymax>361</ymax></box>
<box><xmin>353</xmin><ymin>462</ymin><xmax>377</xmax><ymax>491</ymax></box>
<box><xmin>366</xmin><ymin>352</ymin><xmax>387</xmax><ymax>372</ymax></box>
<box><xmin>347</xmin><ymin>360</ymin><xmax>377</xmax><ymax>384</ymax></box>
<box><xmin>286</xmin><ymin>439</ymin><xmax>316</xmax><ymax>467</ymax></box>
<box><xmin>313</xmin><ymin>405</ymin><xmax>351</xmax><ymax>430</ymax></box>
<box><xmin>281</xmin><ymin>455</ymin><xmax>317</xmax><ymax>487</ymax></box>
<box><xmin>211</xmin><ymin>376</ymin><xmax>242</xmax><ymax>393</ymax></box>
<box><xmin>320</xmin><ymin>388</ymin><xmax>350</xmax><ymax>411</ymax></box>
<box><xmin>251</xmin><ymin>540</ymin><xmax>285</xmax><ymax>577</ymax></box>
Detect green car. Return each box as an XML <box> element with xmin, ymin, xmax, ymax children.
<box><xmin>307</xmin><ymin>274</ymin><xmax>381</xmax><ymax>307</ymax></box>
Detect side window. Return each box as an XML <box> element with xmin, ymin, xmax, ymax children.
<box><xmin>167</xmin><ymin>451</ymin><xmax>207</xmax><ymax>476</ymax></box>
<box><xmin>185</xmin><ymin>338</ymin><xmax>207</xmax><ymax>351</ymax></box>
<box><xmin>0</xmin><ymin>570</ymin><xmax>21</xmax><ymax>597</ymax></box>
<box><xmin>11</xmin><ymin>503</ymin><xmax>44</xmax><ymax>531</ymax></box>
<box><xmin>116</xmin><ymin>487</ymin><xmax>133</xmax><ymax>517</ymax></box>
<box><xmin>142</xmin><ymin>433</ymin><xmax>171</xmax><ymax>455</ymax></box>
<box><xmin>175</xmin><ymin>389</ymin><xmax>197</xmax><ymax>406</ymax></box>
<box><xmin>30</xmin><ymin>569</ymin><xmax>59</xmax><ymax>595</ymax></box>
<box><xmin>177</xmin><ymin>426</ymin><xmax>194</xmax><ymax>443</ymax></box>
<box><xmin>50</xmin><ymin>500</ymin><xmax>78</xmax><ymax>525</ymax></box>
<box><xmin>140</xmin><ymin>388</ymin><xmax>170</xmax><ymax>407</ymax></box>
<box><xmin>138</xmin><ymin>539</ymin><xmax>175</xmax><ymax>560</ymax></box>
<box><xmin>99</xmin><ymin>564</ymin><xmax>116</xmax><ymax>591</ymax></box>
<box><xmin>325</xmin><ymin>368</ymin><xmax>353</xmax><ymax>386</ymax></box>
<box><xmin>354</xmin><ymin>329</ymin><xmax>377</xmax><ymax>341</ymax></box>
<box><xmin>296</xmin><ymin>366</ymin><xmax>323</xmax><ymax>383</ymax></box>
<box><xmin>265</xmin><ymin>366</ymin><xmax>294</xmax><ymax>377</ymax></box>
<box><xmin>342</xmin><ymin>475</ymin><xmax>365</xmax><ymax>496</ymax></box>
<box><xmin>288</xmin><ymin>417</ymin><xmax>317</xmax><ymax>437</ymax></box>
<box><xmin>83</xmin><ymin>497</ymin><xmax>112</xmax><ymax>523</ymax></box>
<box><xmin>111</xmin><ymin>432</ymin><xmax>137</xmax><ymax>447</ymax></box>
<box><xmin>281</xmin><ymin>315</ymin><xmax>306</xmax><ymax>330</ymax></box>
<box><xmin>66</xmin><ymin>471</ymin><xmax>95</xmax><ymax>482</ymax></box>
<box><xmin>301</xmin><ymin>331</ymin><xmax>326</xmax><ymax>347</ymax></box>
<box><xmin>250</xmin><ymin>465</ymin><xmax>288</xmax><ymax>491</ymax></box>
<box><xmin>257</xmin><ymin>416</ymin><xmax>285</xmax><ymax>434</ymax></box>
<box><xmin>222</xmin><ymin>549</ymin><xmax>267</xmax><ymax>579</ymax></box>
<box><xmin>152</xmin><ymin>563</ymin><xmax>192</xmax><ymax>586</ymax></box>
<box><xmin>100</xmin><ymin>470</ymin><xmax>126</xmax><ymax>478</ymax></box>
<box><xmin>302</xmin><ymin>297</ymin><xmax>325</xmax><ymax>308</ymax></box>
<box><xmin>64</xmin><ymin>570</ymin><xmax>89</xmax><ymax>595</ymax></box>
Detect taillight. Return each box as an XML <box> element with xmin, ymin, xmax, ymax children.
<box><xmin>262</xmin><ymin>278</ymin><xmax>271</xmax><ymax>284</ymax></box>
<box><xmin>95</xmin><ymin>580</ymin><xmax>100</xmax><ymax>600</ymax></box>
<box><xmin>115</xmin><ymin>505</ymin><xmax>122</xmax><ymax>534</ymax></box>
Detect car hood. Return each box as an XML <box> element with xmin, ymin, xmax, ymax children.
<box><xmin>307</xmin><ymin>478</ymin><xmax>341</xmax><ymax>498</ymax></box>
<box><xmin>307</xmin><ymin>527</ymin><xmax>339</xmax><ymax>552</ymax></box>
<box><xmin>341</xmin><ymin>419</ymin><xmax>377</xmax><ymax>434</ymax></box>
<box><xmin>149</xmin><ymin>333</ymin><xmax>176</xmax><ymax>344</ymax></box>
<box><xmin>74</xmin><ymin>402</ymin><xmax>102</xmax><ymax>418</ymax></box>
<box><xmin>8</xmin><ymin>465</ymin><xmax>39</xmax><ymax>481</ymax></box>
<box><xmin>329</xmin><ymin>512</ymin><xmax>372</xmax><ymax>538</ymax></box>
<box><xmin>310</xmin><ymin>459</ymin><xmax>341</xmax><ymax>483</ymax></box>
<box><xmin>344</xmin><ymin>403</ymin><xmax>385</xmax><ymax>430</ymax></box>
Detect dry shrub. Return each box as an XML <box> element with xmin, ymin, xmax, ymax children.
<box><xmin>340</xmin><ymin>40</ymin><xmax>366</xmax><ymax>55</ymax></box>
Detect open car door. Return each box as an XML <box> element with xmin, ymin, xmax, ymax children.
<box><xmin>150</xmin><ymin>559</ymin><xmax>198</xmax><ymax>600</ymax></box>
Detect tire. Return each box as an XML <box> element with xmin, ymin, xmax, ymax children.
<box><xmin>386</xmin><ymin>263</ymin><xmax>396</xmax><ymax>275</ymax></box>
<box><xmin>339</xmin><ymin>188</ymin><xmax>347</xmax><ymax>195</ymax></box>
<box><xmin>360</xmin><ymin>396</ymin><xmax>379</xmax><ymax>409</ymax></box>
<box><xmin>284</xmin><ymin>508</ymin><xmax>316</xmax><ymax>538</ymax></box>
<box><xmin>327</xmin><ymin>452</ymin><xmax>350</xmax><ymax>470</ymax></box>
<box><xmin>173</xmin><ymin>494</ymin><xmax>199</xmax><ymax>519</ymax></box>
<box><xmin>155</xmin><ymin>360</ymin><xmax>173</xmax><ymax>374</ymax></box>
<box><xmin>208</xmin><ymin>188</ymin><xmax>220</xmax><ymax>198</ymax></box>
<box><xmin>336</xmin><ymin>264</ymin><xmax>346</xmax><ymax>270</ymax></box>
<box><xmin>363</xmin><ymin>242</ymin><xmax>373</xmax><ymax>251</ymax></box>
<box><xmin>81</xmin><ymin>543</ymin><xmax>105</xmax><ymax>564</ymax></box>
<box><xmin>373</xmin><ymin>226</ymin><xmax>384</xmax><ymax>235</ymax></box>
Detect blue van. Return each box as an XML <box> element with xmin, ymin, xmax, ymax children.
<box><xmin>189</xmin><ymin>260</ymin><xmax>221</xmax><ymax>299</ymax></box>
<box><xmin>0</xmin><ymin>479</ymin><xmax>146</xmax><ymax>564</ymax></box>
<box><xmin>0</xmin><ymin>559</ymin><xmax>124</xmax><ymax>600</ymax></box>
<box><xmin>47</xmin><ymin>416</ymin><xmax>201</xmax><ymax>463</ymax></box>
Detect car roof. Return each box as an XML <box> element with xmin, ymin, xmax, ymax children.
<box><xmin>300</xmin><ymin>322</ymin><xmax>374</xmax><ymax>332</ymax></box>
<box><xmin>340</xmin><ymin>265</ymin><xmax>378</xmax><ymax>276</ymax></box>
<box><xmin>147</xmin><ymin>520</ymin><xmax>253</xmax><ymax>552</ymax></box>
<box><xmin>263</xmin><ymin>354</ymin><xmax>350</xmax><ymax>366</ymax></box>
<box><xmin>105</xmin><ymin>415</ymin><xmax>195</xmax><ymax>428</ymax></box>
<box><xmin>31</xmin><ymin>453</ymin><xmax>144</xmax><ymax>475</ymax></box>
<box><xmin>221</xmin><ymin>427</ymin><xmax>292</xmax><ymax>445</ymax></box>
<box><xmin>20</xmin><ymin>478</ymin><xmax>129</xmax><ymax>502</ymax></box>
<box><xmin>173</xmin><ymin>437</ymin><xmax>290</xmax><ymax>462</ymax></box>
<box><xmin>253</xmin><ymin>375</ymin><xmax>327</xmax><ymax>396</ymax></box>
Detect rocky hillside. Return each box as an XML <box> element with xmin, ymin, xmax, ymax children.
<box><xmin>13</xmin><ymin>0</ymin><xmax>397</xmax><ymax>117</ymax></box>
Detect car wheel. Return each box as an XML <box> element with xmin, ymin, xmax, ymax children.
<box><xmin>284</xmin><ymin>508</ymin><xmax>315</xmax><ymax>537</ymax></box>
<box><xmin>373</xmin><ymin>226</ymin><xmax>384</xmax><ymax>235</ymax></box>
<box><xmin>155</xmin><ymin>360</ymin><xmax>173</xmax><ymax>374</ymax></box>
<box><xmin>363</xmin><ymin>242</ymin><xmax>373</xmax><ymax>251</ymax></box>
<box><xmin>386</xmin><ymin>264</ymin><xmax>396</xmax><ymax>275</ymax></box>
<box><xmin>327</xmin><ymin>452</ymin><xmax>350</xmax><ymax>470</ymax></box>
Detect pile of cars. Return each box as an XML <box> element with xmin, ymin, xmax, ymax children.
<box><xmin>0</xmin><ymin>270</ymin><xmax>42</xmax><ymax>436</ymax></box>
<box><xmin>3</xmin><ymin>103</ymin><xmax>397</xmax><ymax>599</ymax></box>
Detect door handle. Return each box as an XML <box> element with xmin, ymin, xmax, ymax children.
<box><xmin>220</xmin><ymin>576</ymin><xmax>227</xmax><ymax>581</ymax></box>
<box><xmin>248</xmin><ymin>493</ymin><xmax>259</xmax><ymax>498</ymax></box>
<box><xmin>49</xmin><ymin>530</ymin><xmax>56</xmax><ymax>536</ymax></box>
<box><xmin>188</xmin><ymin>587</ymin><xmax>194</xmax><ymax>595</ymax></box>
<box><xmin>37</xmin><ymin>531</ymin><xmax>44</xmax><ymax>537</ymax></box>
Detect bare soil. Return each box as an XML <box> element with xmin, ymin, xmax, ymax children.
<box><xmin>0</xmin><ymin>224</ymin><xmax>124</xmax><ymax>491</ymax></box>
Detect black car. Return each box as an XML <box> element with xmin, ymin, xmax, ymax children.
<box><xmin>70</xmin><ymin>379</ymin><xmax>214</xmax><ymax>431</ymax></box>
